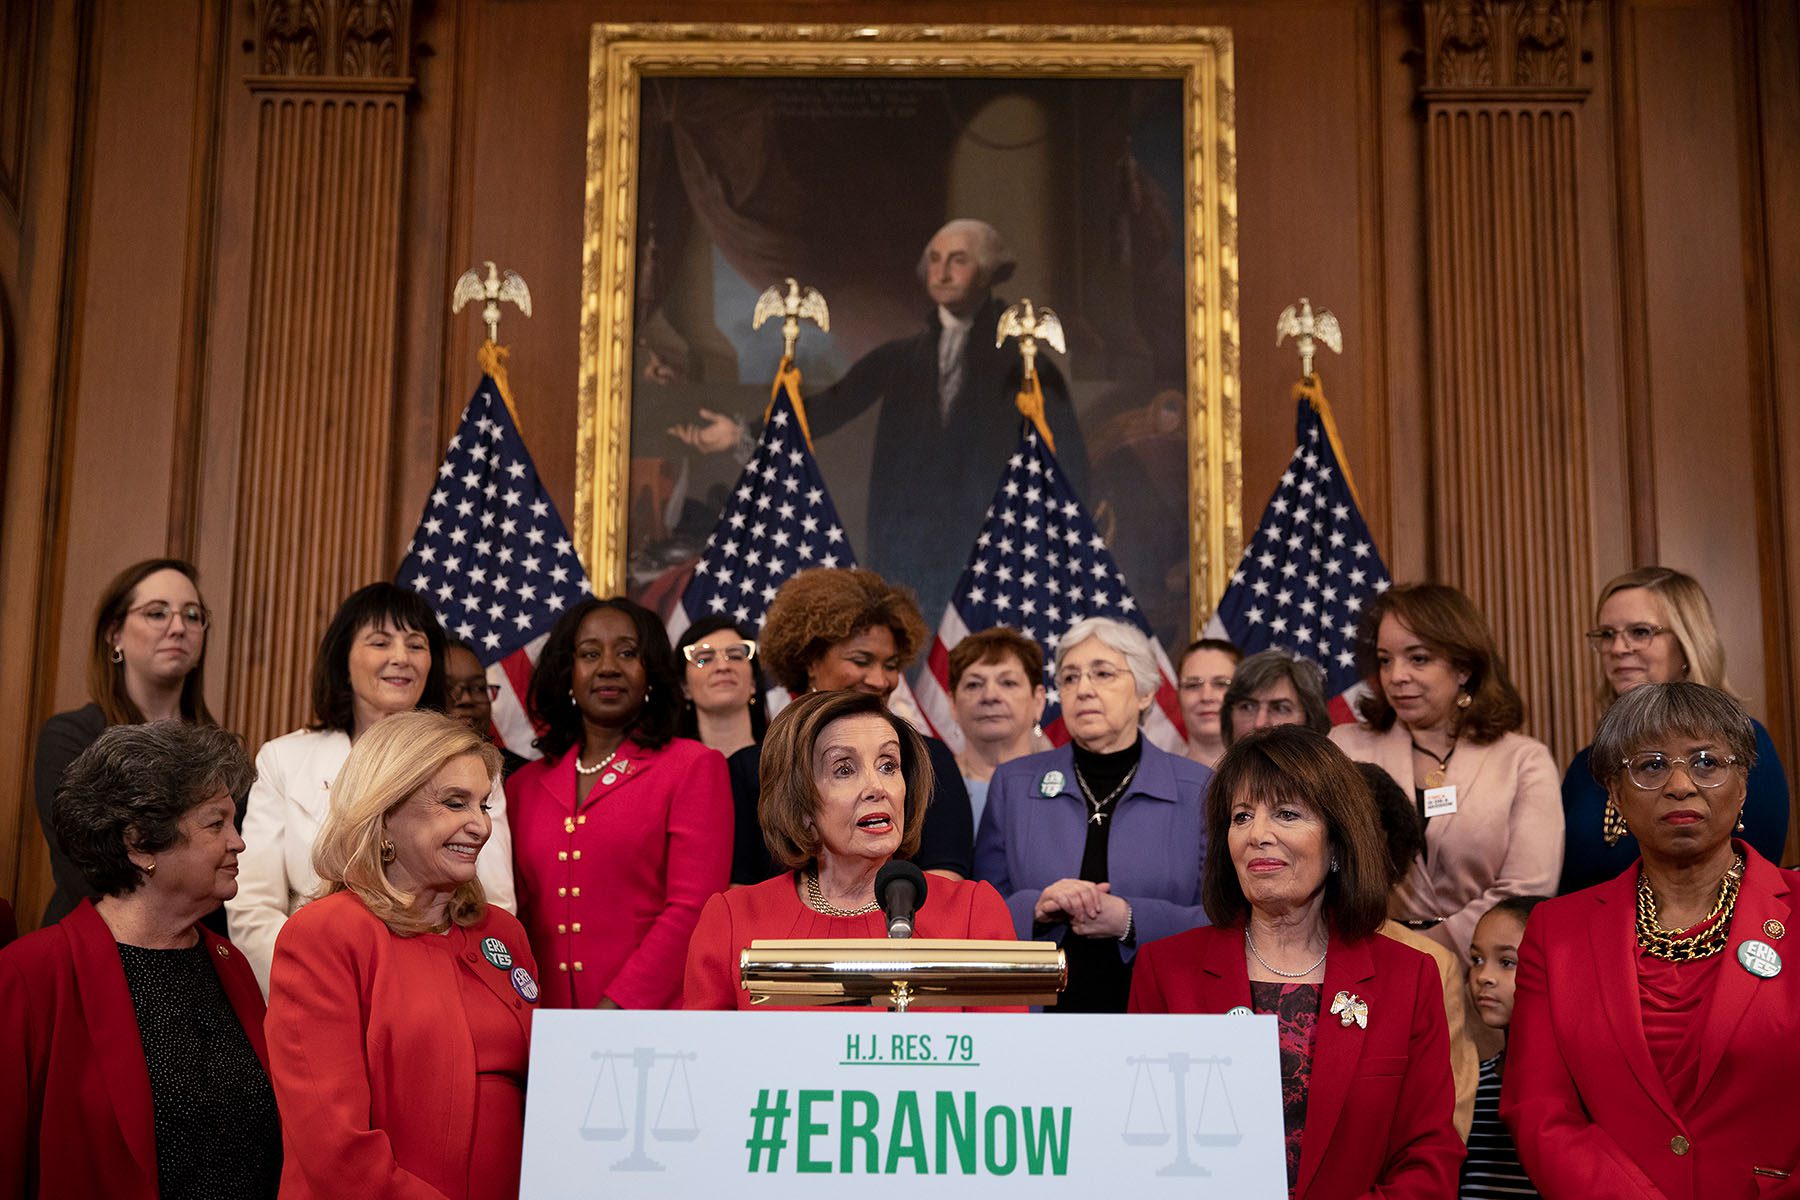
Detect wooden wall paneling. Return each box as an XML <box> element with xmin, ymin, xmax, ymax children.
<box><xmin>1420</xmin><ymin>0</ymin><xmax>1597</xmax><ymax>762</ymax></box>
<box><xmin>1631</xmin><ymin>4</ymin><xmax>1766</xmax><ymax>718</ymax></box>
<box><xmin>0</xmin><ymin>0</ymin><xmax>94</xmax><ymax>921</ymax></box>
<box><xmin>1606</xmin><ymin>1</ymin><xmax>1658</xmax><ymax>566</ymax></box>
<box><xmin>1740</xmin><ymin>0</ymin><xmax>1800</xmax><ymax>864</ymax></box>
<box><xmin>225</xmin><ymin>1</ymin><xmax>417</xmax><ymax>751</ymax></box>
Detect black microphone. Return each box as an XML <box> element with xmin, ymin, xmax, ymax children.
<box><xmin>875</xmin><ymin>861</ymin><xmax>928</xmax><ymax>939</ymax></box>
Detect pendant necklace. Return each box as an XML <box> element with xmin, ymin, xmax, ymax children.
<box><xmin>1074</xmin><ymin>762</ymin><xmax>1138</xmax><ymax>827</ymax></box>
<box><xmin>1411</xmin><ymin>736</ymin><xmax>1456</xmax><ymax>789</ymax></box>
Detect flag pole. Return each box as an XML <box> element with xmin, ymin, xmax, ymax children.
<box><xmin>997</xmin><ymin>298</ymin><xmax>1065</xmax><ymax>454</ymax></box>
<box><xmin>752</xmin><ymin>278</ymin><xmax>830</xmax><ymax>453</ymax></box>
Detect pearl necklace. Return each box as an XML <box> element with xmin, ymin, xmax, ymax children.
<box><xmin>1246</xmin><ymin>929</ymin><xmax>1328</xmax><ymax>979</ymax></box>
<box><xmin>575</xmin><ymin>748</ymin><xmax>620</xmax><ymax>777</ymax></box>
<box><xmin>803</xmin><ymin>869</ymin><xmax>881</xmax><ymax>917</ymax></box>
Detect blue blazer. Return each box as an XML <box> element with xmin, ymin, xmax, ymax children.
<box><xmin>974</xmin><ymin>739</ymin><xmax>1211</xmax><ymax>955</ymax></box>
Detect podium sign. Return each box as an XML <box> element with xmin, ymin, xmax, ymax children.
<box><xmin>521</xmin><ymin>1011</ymin><xmax>1286</xmax><ymax>1198</ymax></box>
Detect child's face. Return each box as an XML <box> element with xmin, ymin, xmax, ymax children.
<box><xmin>1467</xmin><ymin>911</ymin><xmax>1529</xmax><ymax>1030</ymax></box>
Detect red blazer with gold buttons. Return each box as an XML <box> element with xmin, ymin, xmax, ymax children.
<box><xmin>1501</xmin><ymin>844</ymin><xmax>1800</xmax><ymax>1199</ymax></box>
<box><xmin>1128</xmin><ymin>922</ymin><xmax>1465</xmax><ymax>1200</ymax></box>
<box><xmin>506</xmin><ymin>736</ymin><xmax>732</xmax><ymax>1009</ymax></box>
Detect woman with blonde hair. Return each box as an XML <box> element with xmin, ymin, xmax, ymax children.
<box><xmin>264</xmin><ymin>711</ymin><xmax>538</xmax><ymax>1200</ymax></box>
<box><xmin>1559</xmin><ymin>566</ymin><xmax>1789</xmax><ymax>892</ymax></box>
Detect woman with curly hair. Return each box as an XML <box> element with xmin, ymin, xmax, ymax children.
<box><xmin>728</xmin><ymin>568</ymin><xmax>975</xmax><ymax>884</ymax></box>
<box><xmin>506</xmin><ymin>597</ymin><xmax>731</xmax><ymax>1009</ymax></box>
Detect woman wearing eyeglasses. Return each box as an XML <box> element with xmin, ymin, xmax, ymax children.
<box><xmin>33</xmin><ymin>558</ymin><xmax>219</xmax><ymax>928</ymax></box>
<box><xmin>444</xmin><ymin>638</ymin><xmax>529</xmax><ymax>778</ymax></box>
<box><xmin>1560</xmin><ymin>568</ymin><xmax>1789</xmax><ymax>895</ymax></box>
<box><xmin>975</xmin><ymin>616</ymin><xmax>1211</xmax><ymax>1012</ymax></box>
<box><xmin>1503</xmin><ymin>683</ymin><xmax>1800</xmax><ymax>1197</ymax></box>
<box><xmin>674</xmin><ymin>616</ymin><xmax>767</xmax><ymax>759</ymax></box>
<box><xmin>506</xmin><ymin>597</ymin><xmax>731</xmax><ymax>1009</ymax></box>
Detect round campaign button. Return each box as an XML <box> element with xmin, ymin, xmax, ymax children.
<box><xmin>480</xmin><ymin>937</ymin><xmax>513</xmax><ymax>970</ymax></box>
<box><xmin>510</xmin><ymin>966</ymin><xmax>540</xmax><ymax>1003</ymax></box>
<box><xmin>1038</xmin><ymin>770</ymin><xmax>1065</xmax><ymax>797</ymax></box>
<box><xmin>1738</xmin><ymin>940</ymin><xmax>1782</xmax><ymax>979</ymax></box>
<box><xmin>1227</xmin><ymin>1005</ymin><xmax>1253</xmax><ymax>1017</ymax></box>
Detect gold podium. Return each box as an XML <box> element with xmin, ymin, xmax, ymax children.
<box><xmin>739</xmin><ymin>939</ymin><xmax>1066</xmax><ymax>1012</ymax></box>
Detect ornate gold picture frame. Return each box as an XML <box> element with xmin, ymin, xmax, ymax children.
<box><xmin>578</xmin><ymin>23</ymin><xmax>1240</xmax><ymax>642</ymax></box>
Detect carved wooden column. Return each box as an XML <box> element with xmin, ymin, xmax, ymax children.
<box><xmin>228</xmin><ymin>1</ymin><xmax>413</xmax><ymax>747</ymax></box>
<box><xmin>1420</xmin><ymin>0</ymin><xmax>1595</xmax><ymax>759</ymax></box>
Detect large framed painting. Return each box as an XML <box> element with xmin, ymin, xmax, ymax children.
<box><xmin>578</xmin><ymin>23</ymin><xmax>1241</xmax><ymax>652</ymax></box>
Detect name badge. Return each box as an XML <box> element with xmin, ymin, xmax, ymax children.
<box><xmin>1422</xmin><ymin>785</ymin><xmax>1458</xmax><ymax>819</ymax></box>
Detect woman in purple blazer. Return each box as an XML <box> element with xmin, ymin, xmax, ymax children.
<box><xmin>974</xmin><ymin>617</ymin><xmax>1211</xmax><ymax>1012</ymax></box>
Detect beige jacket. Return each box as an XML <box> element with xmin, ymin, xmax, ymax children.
<box><xmin>1332</xmin><ymin>721</ymin><xmax>1562</xmax><ymax>960</ymax></box>
<box><xmin>1381</xmin><ymin>919</ymin><xmax>1478</xmax><ymax>1140</ymax></box>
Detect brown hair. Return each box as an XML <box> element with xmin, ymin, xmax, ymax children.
<box><xmin>312</xmin><ymin>711</ymin><xmax>502</xmax><ymax>935</ymax></box>
<box><xmin>87</xmin><ymin>559</ymin><xmax>216</xmax><ymax>728</ymax></box>
<box><xmin>1353</xmin><ymin>583</ymin><xmax>1524</xmax><ymax>743</ymax></box>
<box><xmin>1590</xmin><ymin>567</ymin><xmax>1729</xmax><ymax>710</ymax></box>
<box><xmin>947</xmin><ymin>627</ymin><xmax>1045</xmax><ymax>691</ymax></box>
<box><xmin>1178</xmin><ymin>637</ymin><xmax>1242</xmax><ymax>671</ymax></box>
<box><xmin>757</xmin><ymin>690</ymin><xmax>933</xmax><ymax>871</ymax></box>
<box><xmin>1200</xmin><ymin>725</ymin><xmax>1390</xmax><ymax>939</ymax></box>
<box><xmin>759</xmin><ymin>568</ymin><xmax>929</xmax><ymax>694</ymax></box>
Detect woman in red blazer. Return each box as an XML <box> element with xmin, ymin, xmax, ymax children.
<box><xmin>685</xmin><ymin>689</ymin><xmax>1017</xmax><ymax>1011</ymax></box>
<box><xmin>1129</xmin><ymin>726</ymin><xmax>1464</xmax><ymax>1200</ymax></box>
<box><xmin>1502</xmin><ymin>683</ymin><xmax>1800</xmax><ymax>1198</ymax></box>
<box><xmin>266</xmin><ymin>712</ymin><xmax>539</xmax><ymax>1200</ymax></box>
<box><xmin>0</xmin><ymin>722</ymin><xmax>278</xmax><ymax>1199</ymax></box>
<box><xmin>507</xmin><ymin>597</ymin><xmax>732</xmax><ymax>1009</ymax></box>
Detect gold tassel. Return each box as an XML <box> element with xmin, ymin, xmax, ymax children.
<box><xmin>478</xmin><ymin>340</ymin><xmax>522</xmax><ymax>431</ymax></box>
<box><xmin>1014</xmin><ymin>372</ymin><xmax>1057</xmax><ymax>455</ymax></box>
<box><xmin>764</xmin><ymin>356</ymin><xmax>815</xmax><ymax>453</ymax></box>
<box><xmin>1295</xmin><ymin>373</ymin><xmax>1363</xmax><ymax>513</ymax></box>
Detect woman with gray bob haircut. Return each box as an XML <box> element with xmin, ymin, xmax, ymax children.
<box><xmin>1221</xmin><ymin>650</ymin><xmax>1332</xmax><ymax>745</ymax></box>
<box><xmin>976</xmin><ymin>616</ymin><xmax>1211</xmax><ymax>1012</ymax></box>
<box><xmin>1</xmin><ymin>721</ymin><xmax>282</xmax><ymax>1198</ymax></box>
<box><xmin>1503</xmin><ymin>682</ymin><xmax>1799</xmax><ymax>1196</ymax></box>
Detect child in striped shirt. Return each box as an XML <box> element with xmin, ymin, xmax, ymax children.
<box><xmin>1461</xmin><ymin>896</ymin><xmax>1547</xmax><ymax>1199</ymax></box>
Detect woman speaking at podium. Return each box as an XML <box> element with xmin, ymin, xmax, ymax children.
<box><xmin>1129</xmin><ymin>726</ymin><xmax>1464</xmax><ymax>1199</ymax></box>
<box><xmin>684</xmin><ymin>689</ymin><xmax>1016</xmax><ymax>1010</ymax></box>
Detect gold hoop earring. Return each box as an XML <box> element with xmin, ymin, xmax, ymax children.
<box><xmin>380</xmin><ymin>839</ymin><xmax>396</xmax><ymax>863</ymax></box>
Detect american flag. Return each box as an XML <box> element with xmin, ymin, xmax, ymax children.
<box><xmin>1203</xmin><ymin>382</ymin><xmax>1391</xmax><ymax>714</ymax></box>
<box><xmin>396</xmin><ymin>373</ymin><xmax>593</xmax><ymax>755</ymax></box>
<box><xmin>673</xmin><ymin>377</ymin><xmax>933</xmax><ymax>729</ymax></box>
<box><xmin>670</xmin><ymin>385</ymin><xmax>851</xmax><ymax>639</ymax></box>
<box><xmin>915</xmin><ymin>421</ymin><xmax>1187</xmax><ymax>753</ymax></box>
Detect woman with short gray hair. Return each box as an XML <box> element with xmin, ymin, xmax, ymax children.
<box><xmin>1503</xmin><ymin>682</ymin><xmax>1799</xmax><ymax>1195</ymax></box>
<box><xmin>0</xmin><ymin>721</ymin><xmax>281</xmax><ymax>1198</ymax></box>
<box><xmin>975</xmin><ymin>617</ymin><xmax>1211</xmax><ymax>1012</ymax></box>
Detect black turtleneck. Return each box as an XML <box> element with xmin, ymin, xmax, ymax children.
<box><xmin>1052</xmin><ymin>735</ymin><xmax>1143</xmax><ymax>1013</ymax></box>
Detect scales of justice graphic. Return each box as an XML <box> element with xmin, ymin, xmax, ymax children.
<box><xmin>1122</xmin><ymin>1052</ymin><xmax>1243</xmax><ymax>1176</ymax></box>
<box><xmin>579</xmin><ymin>1047</ymin><xmax>701</xmax><ymax>1171</ymax></box>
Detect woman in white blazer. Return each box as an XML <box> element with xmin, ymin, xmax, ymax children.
<box><xmin>1330</xmin><ymin>584</ymin><xmax>1561</xmax><ymax>963</ymax></box>
<box><xmin>227</xmin><ymin>583</ymin><xmax>516</xmax><ymax>992</ymax></box>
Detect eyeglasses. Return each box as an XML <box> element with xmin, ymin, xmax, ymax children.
<box><xmin>448</xmin><ymin>681</ymin><xmax>502</xmax><ymax>703</ymax></box>
<box><xmin>1055</xmin><ymin>663</ymin><xmax>1128</xmax><ymax>691</ymax></box>
<box><xmin>683</xmin><ymin>641</ymin><xmax>756</xmax><ymax>668</ymax></box>
<box><xmin>128</xmin><ymin>602</ymin><xmax>210</xmax><ymax>630</ymax></box>
<box><xmin>1585</xmin><ymin>624</ymin><xmax>1670</xmax><ymax>652</ymax></box>
<box><xmin>1621</xmin><ymin>750</ymin><xmax>1739</xmax><ymax>791</ymax></box>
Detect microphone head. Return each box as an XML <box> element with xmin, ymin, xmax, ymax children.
<box><xmin>874</xmin><ymin>860</ymin><xmax>928</xmax><ymax>911</ymax></box>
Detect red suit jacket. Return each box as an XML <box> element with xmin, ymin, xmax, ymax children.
<box><xmin>1501</xmin><ymin>846</ymin><xmax>1800</xmax><ymax>1199</ymax></box>
<box><xmin>507</xmin><ymin>736</ymin><xmax>731</xmax><ymax>1009</ymax></box>
<box><xmin>1129</xmin><ymin>922</ymin><xmax>1465</xmax><ymax>1200</ymax></box>
<box><xmin>684</xmin><ymin>871</ymin><xmax>1018</xmax><ymax>1010</ymax></box>
<box><xmin>0</xmin><ymin>900</ymin><xmax>269</xmax><ymax>1200</ymax></box>
<box><xmin>265</xmin><ymin>891</ymin><xmax>539</xmax><ymax>1200</ymax></box>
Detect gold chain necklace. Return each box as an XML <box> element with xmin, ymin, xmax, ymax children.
<box><xmin>803</xmin><ymin>869</ymin><xmax>881</xmax><ymax>917</ymax></box>
<box><xmin>1635</xmin><ymin>854</ymin><xmax>1744</xmax><ymax>962</ymax></box>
